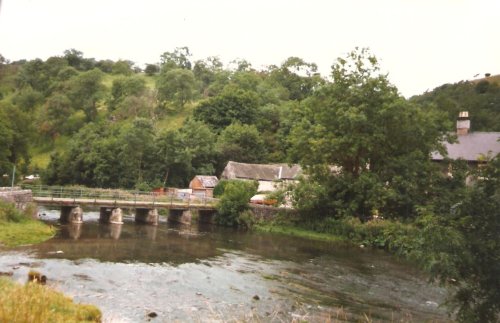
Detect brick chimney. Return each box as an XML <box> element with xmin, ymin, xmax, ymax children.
<box><xmin>456</xmin><ymin>111</ymin><xmax>470</xmax><ymax>136</ymax></box>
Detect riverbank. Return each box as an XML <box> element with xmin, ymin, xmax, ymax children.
<box><xmin>0</xmin><ymin>200</ymin><xmax>101</xmax><ymax>322</ymax></box>
<box><xmin>0</xmin><ymin>200</ymin><xmax>56</xmax><ymax>247</ymax></box>
<box><xmin>255</xmin><ymin>216</ymin><xmax>420</xmax><ymax>258</ymax></box>
<box><xmin>0</xmin><ymin>277</ymin><xmax>101</xmax><ymax>322</ymax></box>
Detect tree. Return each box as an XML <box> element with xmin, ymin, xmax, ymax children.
<box><xmin>148</xmin><ymin>120</ymin><xmax>217</xmax><ymax>187</ymax></box>
<box><xmin>178</xmin><ymin>119</ymin><xmax>217</xmax><ymax>175</ymax></box>
<box><xmin>193</xmin><ymin>89</ymin><xmax>258</xmax><ymax>130</ymax></box>
<box><xmin>418</xmin><ymin>158</ymin><xmax>500</xmax><ymax>322</ymax></box>
<box><xmin>57</xmin><ymin>66</ymin><xmax>78</xmax><ymax>81</ymax></box>
<box><xmin>144</xmin><ymin>64</ymin><xmax>159</xmax><ymax>76</ymax></box>
<box><xmin>67</xmin><ymin>68</ymin><xmax>105</xmax><ymax>121</ymax></box>
<box><xmin>153</xmin><ymin>130</ymin><xmax>191</xmax><ymax>187</ymax></box>
<box><xmin>216</xmin><ymin>123</ymin><xmax>267</xmax><ymax>164</ymax></box>
<box><xmin>12</xmin><ymin>87</ymin><xmax>44</xmax><ymax>112</ymax></box>
<box><xmin>15</xmin><ymin>59</ymin><xmax>51</xmax><ymax>95</ymax></box>
<box><xmin>95</xmin><ymin>59</ymin><xmax>114</xmax><ymax>73</ymax></box>
<box><xmin>40</xmin><ymin>93</ymin><xmax>74</xmax><ymax>137</ymax></box>
<box><xmin>0</xmin><ymin>111</ymin><xmax>14</xmax><ymax>174</ymax></box>
<box><xmin>447</xmin><ymin>158</ymin><xmax>500</xmax><ymax>322</ymax></box>
<box><xmin>0</xmin><ymin>103</ymin><xmax>33</xmax><ymax>174</ymax></box>
<box><xmin>269</xmin><ymin>56</ymin><xmax>324</xmax><ymax>101</ymax></box>
<box><xmin>156</xmin><ymin>68</ymin><xmax>196</xmax><ymax>109</ymax></box>
<box><xmin>109</xmin><ymin>75</ymin><xmax>146</xmax><ymax>111</ymax></box>
<box><xmin>289</xmin><ymin>48</ymin><xmax>449</xmax><ymax>219</ymax></box>
<box><xmin>63</xmin><ymin>49</ymin><xmax>84</xmax><ymax>70</ymax></box>
<box><xmin>116</xmin><ymin>118</ymin><xmax>155</xmax><ymax>187</ymax></box>
<box><xmin>112</xmin><ymin>60</ymin><xmax>134</xmax><ymax>76</ymax></box>
<box><xmin>160</xmin><ymin>46</ymin><xmax>192</xmax><ymax>71</ymax></box>
<box><xmin>193</xmin><ymin>56</ymin><xmax>224</xmax><ymax>96</ymax></box>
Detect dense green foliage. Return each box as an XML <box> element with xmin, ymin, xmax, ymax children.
<box><xmin>289</xmin><ymin>49</ymin><xmax>451</xmax><ymax>219</ymax></box>
<box><xmin>215</xmin><ymin>180</ymin><xmax>258</xmax><ymax>227</ymax></box>
<box><xmin>1</xmin><ymin>48</ymin><xmax>499</xmax><ymax>320</ymax></box>
<box><xmin>411</xmin><ymin>78</ymin><xmax>500</xmax><ymax>131</ymax></box>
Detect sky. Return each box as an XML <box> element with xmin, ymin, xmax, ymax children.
<box><xmin>0</xmin><ymin>0</ymin><xmax>499</xmax><ymax>97</ymax></box>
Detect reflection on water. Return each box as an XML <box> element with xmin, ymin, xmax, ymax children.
<box><xmin>0</xmin><ymin>208</ymin><xmax>450</xmax><ymax>322</ymax></box>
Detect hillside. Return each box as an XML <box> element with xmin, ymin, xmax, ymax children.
<box><xmin>471</xmin><ymin>73</ymin><xmax>500</xmax><ymax>85</ymax></box>
<box><xmin>411</xmin><ymin>74</ymin><xmax>500</xmax><ymax>132</ymax></box>
<box><xmin>1</xmin><ymin>48</ymin><xmax>499</xmax><ymax>189</ymax></box>
<box><xmin>0</xmin><ymin>49</ymin><xmax>319</xmax><ymax>188</ymax></box>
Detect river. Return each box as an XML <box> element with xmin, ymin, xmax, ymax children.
<box><xmin>0</xmin><ymin>208</ymin><xmax>450</xmax><ymax>322</ymax></box>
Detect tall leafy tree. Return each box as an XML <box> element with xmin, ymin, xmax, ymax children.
<box><xmin>160</xmin><ymin>46</ymin><xmax>192</xmax><ymax>71</ymax></box>
<box><xmin>156</xmin><ymin>68</ymin><xmax>196</xmax><ymax>109</ymax></box>
<box><xmin>193</xmin><ymin>89</ymin><xmax>258</xmax><ymax>131</ymax></box>
<box><xmin>109</xmin><ymin>75</ymin><xmax>147</xmax><ymax>111</ymax></box>
<box><xmin>216</xmin><ymin>122</ymin><xmax>267</xmax><ymax>165</ymax></box>
<box><xmin>15</xmin><ymin>59</ymin><xmax>51</xmax><ymax>95</ymax></box>
<box><xmin>40</xmin><ymin>93</ymin><xmax>73</xmax><ymax>137</ymax></box>
<box><xmin>0</xmin><ymin>103</ymin><xmax>33</xmax><ymax>174</ymax></box>
<box><xmin>269</xmin><ymin>56</ymin><xmax>324</xmax><ymax>101</ymax></box>
<box><xmin>289</xmin><ymin>48</ymin><xmax>449</xmax><ymax>219</ymax></box>
<box><xmin>116</xmin><ymin>118</ymin><xmax>155</xmax><ymax>187</ymax></box>
<box><xmin>193</xmin><ymin>56</ymin><xmax>224</xmax><ymax>96</ymax></box>
<box><xmin>67</xmin><ymin>68</ymin><xmax>105</xmax><ymax>121</ymax></box>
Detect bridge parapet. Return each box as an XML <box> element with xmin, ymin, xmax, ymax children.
<box><xmin>25</xmin><ymin>185</ymin><xmax>218</xmax><ymax>209</ymax></box>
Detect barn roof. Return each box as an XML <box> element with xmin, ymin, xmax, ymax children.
<box><xmin>432</xmin><ymin>132</ymin><xmax>500</xmax><ymax>162</ymax></box>
<box><xmin>192</xmin><ymin>176</ymin><xmax>219</xmax><ymax>188</ymax></box>
<box><xmin>221</xmin><ymin>161</ymin><xmax>302</xmax><ymax>181</ymax></box>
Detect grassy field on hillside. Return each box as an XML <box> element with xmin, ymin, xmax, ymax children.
<box><xmin>30</xmin><ymin>136</ymin><xmax>71</xmax><ymax>169</ymax></box>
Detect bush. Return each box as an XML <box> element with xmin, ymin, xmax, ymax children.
<box><xmin>0</xmin><ymin>200</ymin><xmax>25</xmax><ymax>223</ymax></box>
<box><xmin>215</xmin><ymin>180</ymin><xmax>257</xmax><ymax>227</ymax></box>
<box><xmin>213</xmin><ymin>179</ymin><xmax>229</xmax><ymax>198</ymax></box>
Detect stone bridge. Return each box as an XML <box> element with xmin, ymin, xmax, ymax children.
<box><xmin>28</xmin><ymin>186</ymin><xmax>218</xmax><ymax>225</ymax></box>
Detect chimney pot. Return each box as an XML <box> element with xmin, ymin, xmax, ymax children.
<box><xmin>457</xmin><ymin>111</ymin><xmax>470</xmax><ymax>135</ymax></box>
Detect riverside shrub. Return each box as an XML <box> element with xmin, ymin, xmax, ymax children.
<box><xmin>215</xmin><ymin>180</ymin><xmax>257</xmax><ymax>227</ymax></box>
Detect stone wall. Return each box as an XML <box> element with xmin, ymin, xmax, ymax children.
<box><xmin>249</xmin><ymin>204</ymin><xmax>297</xmax><ymax>221</ymax></box>
<box><xmin>0</xmin><ymin>187</ymin><xmax>34</xmax><ymax>215</ymax></box>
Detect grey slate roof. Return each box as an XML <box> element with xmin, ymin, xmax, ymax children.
<box><xmin>432</xmin><ymin>132</ymin><xmax>500</xmax><ymax>161</ymax></box>
<box><xmin>193</xmin><ymin>176</ymin><xmax>219</xmax><ymax>188</ymax></box>
<box><xmin>221</xmin><ymin>161</ymin><xmax>302</xmax><ymax>181</ymax></box>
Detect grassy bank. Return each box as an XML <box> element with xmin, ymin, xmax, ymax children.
<box><xmin>0</xmin><ymin>201</ymin><xmax>101</xmax><ymax>322</ymax></box>
<box><xmin>255</xmin><ymin>215</ymin><xmax>420</xmax><ymax>258</ymax></box>
<box><xmin>0</xmin><ymin>278</ymin><xmax>101</xmax><ymax>322</ymax></box>
<box><xmin>256</xmin><ymin>223</ymin><xmax>347</xmax><ymax>243</ymax></box>
<box><xmin>0</xmin><ymin>200</ymin><xmax>56</xmax><ymax>247</ymax></box>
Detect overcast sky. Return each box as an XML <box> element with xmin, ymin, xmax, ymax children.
<box><xmin>0</xmin><ymin>0</ymin><xmax>499</xmax><ymax>97</ymax></box>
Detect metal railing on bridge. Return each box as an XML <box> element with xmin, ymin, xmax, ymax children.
<box><xmin>23</xmin><ymin>185</ymin><xmax>219</xmax><ymax>208</ymax></box>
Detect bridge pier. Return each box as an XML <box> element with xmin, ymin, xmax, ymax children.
<box><xmin>135</xmin><ymin>208</ymin><xmax>158</xmax><ymax>226</ymax></box>
<box><xmin>67</xmin><ymin>223</ymin><xmax>82</xmax><ymax>239</ymax></box>
<box><xmin>109</xmin><ymin>223</ymin><xmax>122</xmax><ymax>239</ymax></box>
<box><xmin>198</xmin><ymin>210</ymin><xmax>217</xmax><ymax>224</ymax></box>
<box><xmin>60</xmin><ymin>206</ymin><xmax>83</xmax><ymax>224</ymax></box>
<box><xmin>99</xmin><ymin>207</ymin><xmax>123</xmax><ymax>224</ymax></box>
<box><xmin>168</xmin><ymin>209</ymin><xmax>192</xmax><ymax>225</ymax></box>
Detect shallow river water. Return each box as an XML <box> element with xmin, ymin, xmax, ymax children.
<box><xmin>0</xmin><ymin>208</ymin><xmax>451</xmax><ymax>322</ymax></box>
